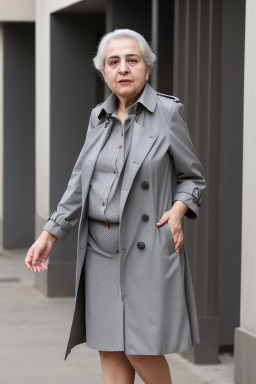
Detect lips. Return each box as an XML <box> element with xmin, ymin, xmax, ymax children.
<box><xmin>119</xmin><ymin>79</ymin><xmax>132</xmax><ymax>85</ymax></box>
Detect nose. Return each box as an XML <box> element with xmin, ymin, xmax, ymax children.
<box><xmin>119</xmin><ymin>58</ymin><xmax>129</xmax><ymax>75</ymax></box>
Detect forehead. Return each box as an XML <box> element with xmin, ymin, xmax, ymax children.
<box><xmin>104</xmin><ymin>37</ymin><xmax>142</xmax><ymax>58</ymax></box>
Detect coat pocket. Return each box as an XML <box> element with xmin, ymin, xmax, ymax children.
<box><xmin>159</xmin><ymin>222</ymin><xmax>176</xmax><ymax>256</ymax></box>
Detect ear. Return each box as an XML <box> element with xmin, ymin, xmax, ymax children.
<box><xmin>146</xmin><ymin>65</ymin><xmax>153</xmax><ymax>80</ymax></box>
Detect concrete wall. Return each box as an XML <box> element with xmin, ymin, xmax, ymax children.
<box><xmin>0</xmin><ymin>0</ymin><xmax>35</xmax><ymax>21</ymax></box>
<box><xmin>234</xmin><ymin>0</ymin><xmax>256</xmax><ymax>381</ymax></box>
<box><xmin>48</xmin><ymin>0</ymin><xmax>84</xmax><ymax>13</ymax></box>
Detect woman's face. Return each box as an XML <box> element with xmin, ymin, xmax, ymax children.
<box><xmin>101</xmin><ymin>37</ymin><xmax>152</xmax><ymax>105</ymax></box>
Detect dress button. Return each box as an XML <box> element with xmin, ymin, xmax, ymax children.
<box><xmin>141</xmin><ymin>181</ymin><xmax>149</xmax><ymax>189</ymax></box>
<box><xmin>137</xmin><ymin>242</ymin><xmax>145</xmax><ymax>250</ymax></box>
<box><xmin>141</xmin><ymin>214</ymin><xmax>149</xmax><ymax>221</ymax></box>
<box><xmin>102</xmin><ymin>202</ymin><xmax>105</xmax><ymax>206</ymax></box>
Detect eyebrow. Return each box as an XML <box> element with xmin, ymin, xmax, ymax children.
<box><xmin>107</xmin><ymin>53</ymin><xmax>140</xmax><ymax>60</ymax></box>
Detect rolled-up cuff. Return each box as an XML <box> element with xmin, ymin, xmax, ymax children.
<box><xmin>173</xmin><ymin>192</ymin><xmax>199</xmax><ymax>220</ymax></box>
<box><xmin>42</xmin><ymin>220</ymin><xmax>68</xmax><ymax>241</ymax></box>
<box><xmin>48</xmin><ymin>211</ymin><xmax>73</xmax><ymax>231</ymax></box>
<box><xmin>43</xmin><ymin>211</ymin><xmax>73</xmax><ymax>241</ymax></box>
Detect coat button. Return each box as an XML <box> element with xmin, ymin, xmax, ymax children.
<box><xmin>141</xmin><ymin>181</ymin><xmax>149</xmax><ymax>189</ymax></box>
<box><xmin>141</xmin><ymin>214</ymin><xmax>149</xmax><ymax>221</ymax></box>
<box><xmin>137</xmin><ymin>242</ymin><xmax>145</xmax><ymax>249</ymax></box>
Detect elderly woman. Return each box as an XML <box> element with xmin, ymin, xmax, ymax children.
<box><xmin>25</xmin><ymin>29</ymin><xmax>206</xmax><ymax>384</ymax></box>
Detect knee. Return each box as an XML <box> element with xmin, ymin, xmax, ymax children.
<box><xmin>125</xmin><ymin>354</ymin><xmax>147</xmax><ymax>364</ymax></box>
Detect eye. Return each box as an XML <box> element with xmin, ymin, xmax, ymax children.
<box><xmin>109</xmin><ymin>60</ymin><xmax>119</xmax><ymax>65</ymax></box>
<box><xmin>128</xmin><ymin>58</ymin><xmax>138</xmax><ymax>63</ymax></box>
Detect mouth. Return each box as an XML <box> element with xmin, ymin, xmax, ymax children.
<box><xmin>119</xmin><ymin>79</ymin><xmax>132</xmax><ymax>85</ymax></box>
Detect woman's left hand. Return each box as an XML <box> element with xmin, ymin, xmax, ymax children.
<box><xmin>156</xmin><ymin>201</ymin><xmax>189</xmax><ymax>254</ymax></box>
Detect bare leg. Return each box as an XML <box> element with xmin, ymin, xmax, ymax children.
<box><xmin>99</xmin><ymin>351</ymin><xmax>136</xmax><ymax>384</ymax></box>
<box><xmin>125</xmin><ymin>354</ymin><xmax>172</xmax><ymax>384</ymax></box>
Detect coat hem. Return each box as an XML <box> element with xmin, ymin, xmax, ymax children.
<box><xmin>123</xmin><ymin>339</ymin><xmax>200</xmax><ymax>355</ymax></box>
<box><xmin>67</xmin><ymin>338</ymin><xmax>201</xmax><ymax>357</ymax></box>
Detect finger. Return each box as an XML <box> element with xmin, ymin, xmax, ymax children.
<box><xmin>32</xmin><ymin>247</ymin><xmax>41</xmax><ymax>266</ymax></box>
<box><xmin>44</xmin><ymin>262</ymin><xmax>48</xmax><ymax>271</ymax></box>
<box><xmin>25</xmin><ymin>259</ymin><xmax>32</xmax><ymax>270</ymax></box>
<box><xmin>175</xmin><ymin>242</ymin><xmax>181</xmax><ymax>254</ymax></box>
<box><xmin>175</xmin><ymin>238</ymin><xmax>183</xmax><ymax>254</ymax></box>
<box><xmin>25</xmin><ymin>254</ymin><xmax>33</xmax><ymax>267</ymax></box>
<box><xmin>173</xmin><ymin>230</ymin><xmax>183</xmax><ymax>242</ymax></box>
<box><xmin>39</xmin><ymin>261</ymin><xmax>47</xmax><ymax>271</ymax></box>
<box><xmin>39</xmin><ymin>246</ymin><xmax>50</xmax><ymax>265</ymax></box>
<box><xmin>156</xmin><ymin>212</ymin><xmax>169</xmax><ymax>226</ymax></box>
<box><xmin>25</xmin><ymin>249</ymin><xmax>34</xmax><ymax>270</ymax></box>
<box><xmin>175</xmin><ymin>245</ymin><xmax>180</xmax><ymax>254</ymax></box>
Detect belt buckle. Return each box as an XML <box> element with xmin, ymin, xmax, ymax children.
<box><xmin>102</xmin><ymin>220</ymin><xmax>111</xmax><ymax>228</ymax></box>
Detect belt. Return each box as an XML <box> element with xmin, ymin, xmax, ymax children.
<box><xmin>88</xmin><ymin>217</ymin><xmax>119</xmax><ymax>228</ymax></box>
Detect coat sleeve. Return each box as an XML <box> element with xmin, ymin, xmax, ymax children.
<box><xmin>42</xmin><ymin>111</ymin><xmax>94</xmax><ymax>240</ymax></box>
<box><xmin>168</xmin><ymin>102</ymin><xmax>206</xmax><ymax>220</ymax></box>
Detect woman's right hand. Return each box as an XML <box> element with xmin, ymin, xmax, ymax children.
<box><xmin>24</xmin><ymin>230</ymin><xmax>58</xmax><ymax>273</ymax></box>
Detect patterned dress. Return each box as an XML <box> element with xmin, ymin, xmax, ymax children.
<box><xmin>84</xmin><ymin>94</ymin><xmax>141</xmax><ymax>351</ymax></box>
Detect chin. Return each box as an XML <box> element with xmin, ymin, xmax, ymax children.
<box><xmin>118</xmin><ymin>87</ymin><xmax>136</xmax><ymax>97</ymax></box>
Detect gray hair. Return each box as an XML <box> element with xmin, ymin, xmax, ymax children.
<box><xmin>93</xmin><ymin>29</ymin><xmax>157</xmax><ymax>71</ymax></box>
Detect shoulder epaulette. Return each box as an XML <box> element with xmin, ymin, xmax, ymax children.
<box><xmin>156</xmin><ymin>92</ymin><xmax>180</xmax><ymax>103</ymax></box>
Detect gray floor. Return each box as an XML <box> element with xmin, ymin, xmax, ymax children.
<box><xmin>0</xmin><ymin>248</ymin><xmax>234</xmax><ymax>384</ymax></box>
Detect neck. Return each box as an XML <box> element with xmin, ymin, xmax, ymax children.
<box><xmin>117</xmin><ymin>85</ymin><xmax>145</xmax><ymax>114</ymax></box>
<box><xmin>117</xmin><ymin>96</ymin><xmax>136</xmax><ymax>113</ymax></box>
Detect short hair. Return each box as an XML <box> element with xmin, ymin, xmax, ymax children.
<box><xmin>93</xmin><ymin>28</ymin><xmax>157</xmax><ymax>71</ymax></box>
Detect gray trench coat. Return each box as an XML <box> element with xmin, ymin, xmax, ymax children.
<box><xmin>43</xmin><ymin>82</ymin><xmax>206</xmax><ymax>360</ymax></box>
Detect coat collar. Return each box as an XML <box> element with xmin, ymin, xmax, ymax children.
<box><xmin>97</xmin><ymin>81</ymin><xmax>157</xmax><ymax>120</ymax></box>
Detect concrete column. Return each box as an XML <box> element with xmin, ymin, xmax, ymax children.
<box><xmin>234</xmin><ymin>0</ymin><xmax>256</xmax><ymax>382</ymax></box>
<box><xmin>0</xmin><ymin>1</ymin><xmax>35</xmax><ymax>250</ymax></box>
<box><xmin>0</xmin><ymin>23</ymin><xmax>3</xmax><ymax>249</ymax></box>
<box><xmin>35</xmin><ymin>1</ymin><xmax>105</xmax><ymax>296</ymax></box>
<box><xmin>218</xmin><ymin>0</ymin><xmax>245</xmax><ymax>350</ymax></box>
<box><xmin>157</xmin><ymin>0</ymin><xmax>174</xmax><ymax>94</ymax></box>
<box><xmin>173</xmin><ymin>0</ymin><xmax>222</xmax><ymax>364</ymax></box>
<box><xmin>1</xmin><ymin>22</ymin><xmax>35</xmax><ymax>249</ymax></box>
